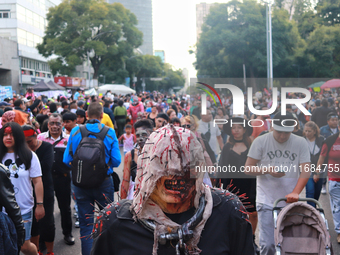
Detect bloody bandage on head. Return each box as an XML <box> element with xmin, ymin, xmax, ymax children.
<box><xmin>4</xmin><ymin>127</ymin><xmax>12</xmax><ymax>134</ymax></box>
<box><xmin>23</xmin><ymin>129</ymin><xmax>35</xmax><ymax>137</ymax></box>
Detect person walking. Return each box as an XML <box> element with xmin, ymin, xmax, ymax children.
<box><xmin>63</xmin><ymin>102</ymin><xmax>121</xmax><ymax>255</ymax></box>
<box><xmin>23</xmin><ymin>125</ymin><xmax>56</xmax><ymax>255</ymax></box>
<box><xmin>303</xmin><ymin>121</ymin><xmax>325</xmax><ymax>207</ymax></box>
<box><xmin>37</xmin><ymin>113</ymin><xmax>74</xmax><ymax>246</ymax></box>
<box><xmin>0</xmin><ymin>122</ymin><xmax>45</xmax><ymax>255</ymax></box>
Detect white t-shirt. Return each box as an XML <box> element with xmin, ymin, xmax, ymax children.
<box><xmin>248</xmin><ymin>132</ymin><xmax>310</xmax><ymax>207</ymax></box>
<box><xmin>2</xmin><ymin>152</ymin><xmax>42</xmax><ymax>215</ymax></box>
<box><xmin>197</xmin><ymin>120</ymin><xmax>221</xmax><ymax>155</ymax></box>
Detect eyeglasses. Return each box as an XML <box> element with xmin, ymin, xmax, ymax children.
<box><xmin>48</xmin><ymin>122</ymin><xmax>62</xmax><ymax>126</ymax></box>
<box><xmin>182</xmin><ymin>124</ymin><xmax>191</xmax><ymax>129</ymax></box>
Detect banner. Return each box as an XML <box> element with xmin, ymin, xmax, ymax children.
<box><xmin>0</xmin><ymin>86</ymin><xmax>13</xmax><ymax>101</ymax></box>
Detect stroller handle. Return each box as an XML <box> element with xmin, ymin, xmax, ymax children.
<box><xmin>273</xmin><ymin>198</ymin><xmax>322</xmax><ymax>209</ymax></box>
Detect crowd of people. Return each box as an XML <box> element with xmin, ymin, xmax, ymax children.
<box><xmin>1</xmin><ymin>86</ymin><xmax>340</xmax><ymax>254</ymax></box>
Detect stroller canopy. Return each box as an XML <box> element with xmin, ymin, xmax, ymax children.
<box><xmin>275</xmin><ymin>202</ymin><xmax>331</xmax><ymax>255</ymax></box>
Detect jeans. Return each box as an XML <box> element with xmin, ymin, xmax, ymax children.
<box><xmin>305</xmin><ymin>175</ymin><xmax>323</xmax><ymax>207</ymax></box>
<box><xmin>72</xmin><ymin>176</ymin><xmax>114</xmax><ymax>255</ymax></box>
<box><xmin>22</xmin><ymin>210</ymin><xmax>33</xmax><ymax>241</ymax></box>
<box><xmin>257</xmin><ymin>203</ymin><xmax>275</xmax><ymax>255</ymax></box>
<box><xmin>329</xmin><ymin>180</ymin><xmax>340</xmax><ymax>234</ymax></box>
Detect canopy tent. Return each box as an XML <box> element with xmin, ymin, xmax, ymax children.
<box><xmin>84</xmin><ymin>88</ymin><xmax>98</xmax><ymax>96</ymax></box>
<box><xmin>97</xmin><ymin>84</ymin><xmax>136</xmax><ymax>96</ymax></box>
<box><xmin>47</xmin><ymin>80</ymin><xmax>65</xmax><ymax>90</ymax></box>
<box><xmin>33</xmin><ymin>80</ymin><xmax>65</xmax><ymax>91</ymax></box>
<box><xmin>320</xmin><ymin>79</ymin><xmax>340</xmax><ymax>89</ymax></box>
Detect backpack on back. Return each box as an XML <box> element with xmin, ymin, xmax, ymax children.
<box><xmin>72</xmin><ymin>125</ymin><xmax>109</xmax><ymax>188</ymax></box>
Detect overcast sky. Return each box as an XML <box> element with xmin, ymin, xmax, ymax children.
<box><xmin>152</xmin><ymin>0</ymin><xmax>229</xmax><ymax>78</ymax></box>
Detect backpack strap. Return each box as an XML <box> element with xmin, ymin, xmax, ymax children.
<box><xmin>79</xmin><ymin>125</ymin><xmax>110</xmax><ymax>142</ymax></box>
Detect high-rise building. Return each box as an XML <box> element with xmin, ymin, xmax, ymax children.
<box><xmin>108</xmin><ymin>0</ymin><xmax>153</xmax><ymax>55</ymax></box>
<box><xmin>196</xmin><ymin>2</ymin><xmax>216</xmax><ymax>41</ymax></box>
<box><xmin>0</xmin><ymin>0</ymin><xmax>61</xmax><ymax>92</ymax></box>
<box><xmin>154</xmin><ymin>50</ymin><xmax>165</xmax><ymax>63</ymax></box>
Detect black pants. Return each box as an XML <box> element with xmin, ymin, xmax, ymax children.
<box><xmin>53</xmin><ymin>173</ymin><xmax>72</xmax><ymax>236</ymax></box>
<box><xmin>31</xmin><ymin>196</ymin><xmax>55</xmax><ymax>242</ymax></box>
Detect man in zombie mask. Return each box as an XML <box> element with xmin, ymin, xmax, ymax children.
<box><xmin>91</xmin><ymin>125</ymin><xmax>254</xmax><ymax>255</ymax></box>
<box><xmin>120</xmin><ymin>119</ymin><xmax>154</xmax><ymax>199</ymax></box>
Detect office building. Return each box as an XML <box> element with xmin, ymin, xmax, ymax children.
<box><xmin>154</xmin><ymin>50</ymin><xmax>165</xmax><ymax>63</ymax></box>
<box><xmin>108</xmin><ymin>0</ymin><xmax>153</xmax><ymax>55</ymax></box>
<box><xmin>0</xmin><ymin>0</ymin><xmax>61</xmax><ymax>92</ymax></box>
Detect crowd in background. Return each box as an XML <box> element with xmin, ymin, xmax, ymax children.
<box><xmin>1</xmin><ymin>85</ymin><xmax>340</xmax><ymax>254</ymax></box>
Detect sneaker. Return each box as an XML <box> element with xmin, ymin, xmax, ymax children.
<box><xmin>75</xmin><ymin>218</ymin><xmax>80</xmax><ymax>228</ymax></box>
<box><xmin>321</xmin><ymin>185</ymin><xmax>327</xmax><ymax>194</ymax></box>
<box><xmin>337</xmin><ymin>234</ymin><xmax>340</xmax><ymax>243</ymax></box>
<box><xmin>73</xmin><ymin>212</ymin><xmax>78</xmax><ymax>218</ymax></box>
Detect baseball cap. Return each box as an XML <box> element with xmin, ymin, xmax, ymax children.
<box><xmin>272</xmin><ymin>112</ymin><xmax>296</xmax><ymax>132</ymax></box>
<box><xmin>327</xmin><ymin>112</ymin><xmax>338</xmax><ymax>120</ymax></box>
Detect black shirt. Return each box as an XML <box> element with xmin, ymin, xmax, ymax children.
<box><xmin>35</xmin><ymin>141</ymin><xmax>54</xmax><ymax>200</ymax></box>
<box><xmin>91</xmin><ymin>189</ymin><xmax>254</xmax><ymax>255</ymax></box>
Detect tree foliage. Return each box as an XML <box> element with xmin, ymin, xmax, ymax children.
<box><xmin>195</xmin><ymin>0</ymin><xmax>340</xmax><ymax>81</ymax></box>
<box><xmin>37</xmin><ymin>0</ymin><xmax>143</xmax><ymax>78</ymax></box>
<box><xmin>195</xmin><ymin>0</ymin><xmax>304</xmax><ymax>80</ymax></box>
<box><xmin>98</xmin><ymin>55</ymin><xmax>185</xmax><ymax>92</ymax></box>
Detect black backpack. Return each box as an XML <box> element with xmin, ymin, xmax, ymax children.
<box><xmin>72</xmin><ymin>125</ymin><xmax>109</xmax><ymax>189</ymax></box>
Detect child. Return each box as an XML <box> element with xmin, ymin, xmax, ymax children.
<box><xmin>118</xmin><ymin>124</ymin><xmax>136</xmax><ymax>155</ymax></box>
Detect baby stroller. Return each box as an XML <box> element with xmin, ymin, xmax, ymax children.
<box><xmin>273</xmin><ymin>198</ymin><xmax>332</xmax><ymax>255</ymax></box>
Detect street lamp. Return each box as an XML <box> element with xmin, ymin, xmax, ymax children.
<box><xmin>262</xmin><ymin>0</ymin><xmax>274</xmax><ymax>91</ymax></box>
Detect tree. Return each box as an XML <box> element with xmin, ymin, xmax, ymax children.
<box><xmin>37</xmin><ymin>0</ymin><xmax>143</xmax><ymax>78</ymax></box>
<box><xmin>305</xmin><ymin>25</ymin><xmax>340</xmax><ymax>77</ymax></box>
<box><xmin>195</xmin><ymin>0</ymin><xmax>304</xmax><ymax>84</ymax></box>
<box><xmin>316</xmin><ymin>0</ymin><xmax>340</xmax><ymax>26</ymax></box>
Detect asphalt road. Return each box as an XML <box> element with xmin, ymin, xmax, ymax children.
<box><xmin>32</xmin><ymin>147</ymin><xmax>340</xmax><ymax>254</ymax></box>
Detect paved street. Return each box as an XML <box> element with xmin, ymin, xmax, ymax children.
<box><xmin>31</xmin><ymin>148</ymin><xmax>340</xmax><ymax>254</ymax></box>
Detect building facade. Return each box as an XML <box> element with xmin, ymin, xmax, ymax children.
<box><xmin>0</xmin><ymin>0</ymin><xmax>61</xmax><ymax>93</ymax></box>
<box><xmin>108</xmin><ymin>0</ymin><xmax>153</xmax><ymax>55</ymax></box>
<box><xmin>196</xmin><ymin>2</ymin><xmax>216</xmax><ymax>41</ymax></box>
<box><xmin>154</xmin><ymin>50</ymin><xmax>165</xmax><ymax>63</ymax></box>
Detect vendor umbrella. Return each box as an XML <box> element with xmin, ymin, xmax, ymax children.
<box><xmin>321</xmin><ymin>79</ymin><xmax>340</xmax><ymax>89</ymax></box>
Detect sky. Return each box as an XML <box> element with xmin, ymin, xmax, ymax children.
<box><xmin>152</xmin><ymin>0</ymin><xmax>229</xmax><ymax>78</ymax></box>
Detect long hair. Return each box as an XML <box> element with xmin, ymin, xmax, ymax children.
<box><xmin>0</xmin><ymin>122</ymin><xmax>32</xmax><ymax>169</ymax></box>
<box><xmin>229</xmin><ymin>125</ymin><xmax>252</xmax><ymax>148</ymax></box>
<box><xmin>303</xmin><ymin>121</ymin><xmax>320</xmax><ymax>138</ymax></box>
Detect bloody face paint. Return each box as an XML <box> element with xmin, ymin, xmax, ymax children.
<box><xmin>149</xmin><ymin>171</ymin><xmax>196</xmax><ymax>213</ymax></box>
<box><xmin>4</xmin><ymin>127</ymin><xmax>12</xmax><ymax>134</ymax></box>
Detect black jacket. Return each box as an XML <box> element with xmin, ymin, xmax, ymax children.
<box><xmin>91</xmin><ymin>189</ymin><xmax>255</xmax><ymax>255</ymax></box>
<box><xmin>0</xmin><ymin>164</ymin><xmax>25</xmax><ymax>247</ymax></box>
<box><xmin>311</xmin><ymin>106</ymin><xmax>332</xmax><ymax>128</ymax></box>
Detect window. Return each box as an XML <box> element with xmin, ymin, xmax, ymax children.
<box><xmin>0</xmin><ymin>10</ymin><xmax>10</xmax><ymax>18</ymax></box>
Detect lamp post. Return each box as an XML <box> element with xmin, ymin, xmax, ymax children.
<box><xmin>262</xmin><ymin>0</ymin><xmax>274</xmax><ymax>91</ymax></box>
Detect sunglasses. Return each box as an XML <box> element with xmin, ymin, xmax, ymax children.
<box><xmin>182</xmin><ymin>124</ymin><xmax>191</xmax><ymax>129</ymax></box>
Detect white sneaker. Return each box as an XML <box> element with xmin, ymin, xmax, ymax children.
<box><xmin>321</xmin><ymin>185</ymin><xmax>327</xmax><ymax>194</ymax></box>
<box><xmin>73</xmin><ymin>212</ymin><xmax>78</xmax><ymax>218</ymax></box>
<box><xmin>75</xmin><ymin>218</ymin><xmax>80</xmax><ymax>228</ymax></box>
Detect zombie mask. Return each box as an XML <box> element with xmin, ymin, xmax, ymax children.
<box><xmin>132</xmin><ymin>96</ymin><xmax>139</xmax><ymax>106</ymax></box>
<box><xmin>135</xmin><ymin>128</ymin><xmax>150</xmax><ymax>149</ymax></box>
<box><xmin>131</xmin><ymin>125</ymin><xmax>213</xmax><ymax>255</ymax></box>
